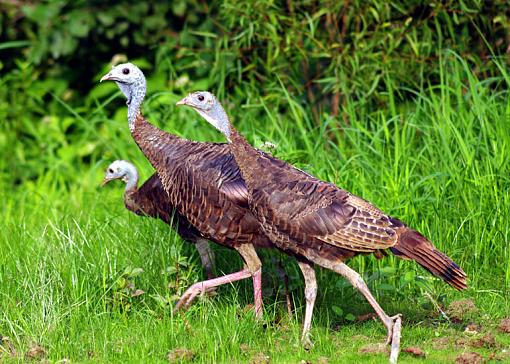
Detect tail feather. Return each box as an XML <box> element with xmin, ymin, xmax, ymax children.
<box><xmin>390</xmin><ymin>228</ymin><xmax>467</xmax><ymax>290</ymax></box>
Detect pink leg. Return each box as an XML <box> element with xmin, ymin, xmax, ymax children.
<box><xmin>175</xmin><ymin>268</ymin><xmax>253</xmax><ymax>312</ymax></box>
<box><xmin>252</xmin><ymin>268</ymin><xmax>262</xmax><ymax>319</ymax></box>
<box><xmin>236</xmin><ymin>244</ymin><xmax>263</xmax><ymax>319</ymax></box>
<box><xmin>174</xmin><ymin>244</ymin><xmax>263</xmax><ymax>319</ymax></box>
<box><xmin>297</xmin><ymin>260</ymin><xmax>316</xmax><ymax>350</ymax></box>
<box><xmin>331</xmin><ymin>262</ymin><xmax>402</xmax><ymax>345</ymax></box>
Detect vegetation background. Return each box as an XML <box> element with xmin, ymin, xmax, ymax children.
<box><xmin>1</xmin><ymin>1</ymin><xmax>509</xmax><ymax>362</ymax></box>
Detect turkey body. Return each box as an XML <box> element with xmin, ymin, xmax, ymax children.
<box><xmin>230</xmin><ymin>128</ymin><xmax>467</xmax><ymax>290</ymax></box>
<box><xmin>124</xmin><ymin>172</ymin><xmax>203</xmax><ymax>243</ymax></box>
<box><xmin>100</xmin><ymin>63</ymin><xmax>279</xmax><ymax>317</ymax></box>
<box><xmin>176</xmin><ymin>90</ymin><xmax>467</xmax><ymax>352</ymax></box>
<box><xmin>131</xmin><ymin>114</ymin><xmax>274</xmax><ymax>250</ymax></box>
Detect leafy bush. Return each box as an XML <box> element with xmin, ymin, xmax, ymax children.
<box><xmin>1</xmin><ymin>0</ymin><xmax>510</xmax><ymax>189</ymax></box>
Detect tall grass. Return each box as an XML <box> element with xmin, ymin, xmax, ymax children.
<box><xmin>1</xmin><ymin>55</ymin><xmax>509</xmax><ymax>362</ymax></box>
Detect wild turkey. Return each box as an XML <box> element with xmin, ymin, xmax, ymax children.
<box><xmin>177</xmin><ymin>91</ymin><xmax>467</xmax><ymax>351</ymax></box>
<box><xmin>100</xmin><ymin>64</ymin><xmax>286</xmax><ymax>317</ymax></box>
<box><xmin>102</xmin><ymin>159</ymin><xmax>215</xmax><ymax>279</ymax></box>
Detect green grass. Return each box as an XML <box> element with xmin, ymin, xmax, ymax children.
<box><xmin>1</xmin><ymin>56</ymin><xmax>510</xmax><ymax>363</ymax></box>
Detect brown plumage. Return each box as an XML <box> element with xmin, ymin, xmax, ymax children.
<box><xmin>178</xmin><ymin>91</ymin><xmax>467</xmax><ymax>350</ymax></box>
<box><xmin>129</xmin><ymin>117</ymin><xmax>274</xmax><ymax>250</ymax></box>
<box><xmin>241</xmin><ymin>150</ymin><xmax>467</xmax><ymax>290</ymax></box>
<box><xmin>102</xmin><ymin>160</ymin><xmax>216</xmax><ymax>279</ymax></box>
<box><xmin>100</xmin><ymin>64</ymin><xmax>277</xmax><ymax>316</ymax></box>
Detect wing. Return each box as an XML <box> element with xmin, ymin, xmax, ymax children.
<box><xmin>191</xmin><ymin>145</ymin><xmax>249</xmax><ymax>208</ymax></box>
<box><xmin>135</xmin><ymin>173</ymin><xmax>174</xmax><ymax>222</ymax></box>
<box><xmin>155</xmin><ymin>142</ymin><xmax>269</xmax><ymax>246</ymax></box>
<box><xmin>137</xmin><ymin>172</ymin><xmax>204</xmax><ymax>241</ymax></box>
<box><xmin>255</xmin><ymin>156</ymin><xmax>398</xmax><ymax>252</ymax></box>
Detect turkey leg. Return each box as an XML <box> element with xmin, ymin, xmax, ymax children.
<box><xmin>296</xmin><ymin>259</ymin><xmax>317</xmax><ymax>350</ymax></box>
<box><xmin>331</xmin><ymin>262</ymin><xmax>402</xmax><ymax>345</ymax></box>
<box><xmin>194</xmin><ymin>238</ymin><xmax>216</xmax><ymax>280</ymax></box>
<box><xmin>174</xmin><ymin>243</ymin><xmax>263</xmax><ymax>319</ymax></box>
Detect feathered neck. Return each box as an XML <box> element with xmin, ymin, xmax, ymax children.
<box><xmin>123</xmin><ymin>164</ymin><xmax>139</xmax><ymax>193</ymax></box>
<box><xmin>116</xmin><ymin>79</ymin><xmax>146</xmax><ymax>131</ymax></box>
<box><xmin>197</xmin><ymin>103</ymin><xmax>232</xmax><ymax>142</ymax></box>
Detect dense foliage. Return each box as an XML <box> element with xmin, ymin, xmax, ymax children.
<box><xmin>2</xmin><ymin>1</ymin><xmax>510</xmax><ymax>188</ymax></box>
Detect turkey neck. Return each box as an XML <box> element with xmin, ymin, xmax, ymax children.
<box><xmin>125</xmin><ymin>79</ymin><xmax>186</xmax><ymax>176</ymax></box>
<box><xmin>122</xmin><ymin>77</ymin><xmax>146</xmax><ymax>131</ymax></box>
<box><xmin>130</xmin><ymin>113</ymin><xmax>187</xmax><ymax>168</ymax></box>
<box><xmin>123</xmin><ymin>165</ymin><xmax>139</xmax><ymax>193</ymax></box>
<box><xmin>228</xmin><ymin>128</ymin><xmax>265</xmax><ymax>191</ymax></box>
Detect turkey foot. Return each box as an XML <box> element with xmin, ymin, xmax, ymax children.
<box><xmin>384</xmin><ymin>313</ymin><xmax>402</xmax><ymax>345</ymax></box>
<box><xmin>389</xmin><ymin>315</ymin><xmax>402</xmax><ymax>363</ymax></box>
<box><xmin>174</xmin><ymin>268</ymin><xmax>261</xmax><ymax>316</ymax></box>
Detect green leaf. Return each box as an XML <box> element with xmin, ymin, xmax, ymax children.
<box><xmin>379</xmin><ymin>266</ymin><xmax>396</xmax><ymax>275</ymax></box>
<box><xmin>345</xmin><ymin>313</ymin><xmax>356</xmax><ymax>322</ymax></box>
<box><xmin>97</xmin><ymin>12</ymin><xmax>115</xmax><ymax>26</ymax></box>
<box><xmin>130</xmin><ymin>268</ymin><xmax>144</xmax><ymax>277</ymax></box>
<box><xmin>172</xmin><ymin>1</ymin><xmax>187</xmax><ymax>17</ymax></box>
<box><xmin>332</xmin><ymin>305</ymin><xmax>344</xmax><ymax>317</ymax></box>
<box><xmin>378</xmin><ymin>284</ymin><xmax>395</xmax><ymax>291</ymax></box>
<box><xmin>69</xmin><ymin>12</ymin><xmax>92</xmax><ymax>37</ymax></box>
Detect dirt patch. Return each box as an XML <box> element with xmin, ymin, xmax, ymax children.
<box><xmin>240</xmin><ymin>343</ymin><xmax>250</xmax><ymax>354</ymax></box>
<box><xmin>359</xmin><ymin>343</ymin><xmax>389</xmax><ymax>355</ymax></box>
<box><xmin>455</xmin><ymin>352</ymin><xmax>484</xmax><ymax>364</ymax></box>
<box><xmin>25</xmin><ymin>343</ymin><xmax>46</xmax><ymax>360</ymax></box>
<box><xmin>471</xmin><ymin>333</ymin><xmax>496</xmax><ymax>349</ymax></box>
<box><xmin>454</xmin><ymin>337</ymin><xmax>470</xmax><ymax>349</ymax></box>
<box><xmin>167</xmin><ymin>348</ymin><xmax>194</xmax><ymax>362</ymax></box>
<box><xmin>357</xmin><ymin>313</ymin><xmax>376</xmax><ymax>322</ymax></box>
<box><xmin>453</xmin><ymin>331</ymin><xmax>498</xmax><ymax>350</ymax></box>
<box><xmin>498</xmin><ymin>318</ymin><xmax>510</xmax><ymax>334</ymax></box>
<box><xmin>402</xmin><ymin>346</ymin><xmax>426</xmax><ymax>357</ymax></box>
<box><xmin>488</xmin><ymin>349</ymin><xmax>510</xmax><ymax>361</ymax></box>
<box><xmin>316</xmin><ymin>357</ymin><xmax>329</xmax><ymax>364</ymax></box>
<box><xmin>250</xmin><ymin>352</ymin><xmax>269</xmax><ymax>364</ymax></box>
<box><xmin>447</xmin><ymin>299</ymin><xmax>478</xmax><ymax>322</ymax></box>
<box><xmin>464</xmin><ymin>323</ymin><xmax>481</xmax><ymax>335</ymax></box>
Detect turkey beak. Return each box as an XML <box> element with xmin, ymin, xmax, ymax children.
<box><xmin>176</xmin><ymin>95</ymin><xmax>190</xmax><ymax>106</ymax></box>
<box><xmin>100</xmin><ymin>72</ymin><xmax>113</xmax><ymax>82</ymax></box>
<box><xmin>101</xmin><ymin>177</ymin><xmax>112</xmax><ymax>186</ymax></box>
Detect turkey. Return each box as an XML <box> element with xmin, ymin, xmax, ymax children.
<box><xmin>177</xmin><ymin>91</ymin><xmax>467</xmax><ymax>353</ymax></box>
<box><xmin>100</xmin><ymin>63</ymin><xmax>290</xmax><ymax>318</ymax></box>
<box><xmin>102</xmin><ymin>159</ymin><xmax>215</xmax><ymax>279</ymax></box>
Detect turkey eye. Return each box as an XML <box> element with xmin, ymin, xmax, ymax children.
<box><xmin>108</xmin><ymin>168</ymin><xmax>113</xmax><ymax>173</ymax></box>
<box><xmin>122</xmin><ymin>68</ymin><xmax>130</xmax><ymax>75</ymax></box>
<box><xmin>198</xmin><ymin>95</ymin><xmax>205</xmax><ymax>101</ymax></box>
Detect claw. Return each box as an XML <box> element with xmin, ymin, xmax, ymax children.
<box><xmin>384</xmin><ymin>314</ymin><xmax>402</xmax><ymax>345</ymax></box>
<box><xmin>175</xmin><ymin>284</ymin><xmax>203</xmax><ymax>312</ymax></box>
<box><xmin>301</xmin><ymin>331</ymin><xmax>314</xmax><ymax>350</ymax></box>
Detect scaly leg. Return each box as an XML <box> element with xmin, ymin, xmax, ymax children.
<box><xmin>236</xmin><ymin>244</ymin><xmax>263</xmax><ymax>319</ymax></box>
<box><xmin>297</xmin><ymin>259</ymin><xmax>317</xmax><ymax>350</ymax></box>
<box><xmin>175</xmin><ymin>268</ymin><xmax>254</xmax><ymax>311</ymax></box>
<box><xmin>332</xmin><ymin>262</ymin><xmax>402</xmax><ymax>345</ymax></box>
<box><xmin>174</xmin><ymin>243</ymin><xmax>263</xmax><ymax>320</ymax></box>
<box><xmin>194</xmin><ymin>238</ymin><xmax>216</xmax><ymax>280</ymax></box>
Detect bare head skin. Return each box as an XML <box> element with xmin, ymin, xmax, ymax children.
<box><xmin>176</xmin><ymin>91</ymin><xmax>231</xmax><ymax>141</ymax></box>
<box><xmin>100</xmin><ymin>63</ymin><xmax>147</xmax><ymax>128</ymax></box>
<box><xmin>102</xmin><ymin>160</ymin><xmax>139</xmax><ymax>191</ymax></box>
